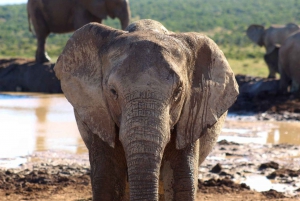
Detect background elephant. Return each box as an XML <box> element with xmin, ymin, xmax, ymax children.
<box><xmin>54</xmin><ymin>19</ymin><xmax>239</xmax><ymax>200</ymax></box>
<box><xmin>246</xmin><ymin>23</ymin><xmax>299</xmax><ymax>78</ymax></box>
<box><xmin>279</xmin><ymin>31</ymin><xmax>300</xmax><ymax>93</ymax></box>
<box><xmin>27</xmin><ymin>0</ymin><xmax>131</xmax><ymax>63</ymax></box>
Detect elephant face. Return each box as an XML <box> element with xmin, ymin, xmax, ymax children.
<box><xmin>54</xmin><ymin>19</ymin><xmax>238</xmax><ymax>200</ymax></box>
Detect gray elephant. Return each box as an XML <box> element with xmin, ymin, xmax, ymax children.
<box><xmin>247</xmin><ymin>23</ymin><xmax>299</xmax><ymax>78</ymax></box>
<box><xmin>27</xmin><ymin>0</ymin><xmax>131</xmax><ymax>63</ymax></box>
<box><xmin>279</xmin><ymin>31</ymin><xmax>300</xmax><ymax>93</ymax></box>
<box><xmin>54</xmin><ymin>19</ymin><xmax>239</xmax><ymax>201</ymax></box>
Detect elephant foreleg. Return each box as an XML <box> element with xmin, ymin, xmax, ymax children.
<box><xmin>36</xmin><ymin>35</ymin><xmax>51</xmax><ymax>63</ymax></box>
<box><xmin>89</xmin><ymin>134</ymin><xmax>127</xmax><ymax>201</ymax></box>
<box><xmin>162</xmin><ymin>137</ymin><xmax>199</xmax><ymax>201</ymax></box>
<box><xmin>279</xmin><ymin>67</ymin><xmax>291</xmax><ymax>94</ymax></box>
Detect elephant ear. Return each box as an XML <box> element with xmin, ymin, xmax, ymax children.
<box><xmin>78</xmin><ymin>0</ymin><xmax>107</xmax><ymax>19</ymax></box>
<box><xmin>246</xmin><ymin>24</ymin><xmax>265</xmax><ymax>46</ymax></box>
<box><xmin>54</xmin><ymin>23</ymin><xmax>125</xmax><ymax>148</ymax></box>
<box><xmin>174</xmin><ymin>33</ymin><xmax>239</xmax><ymax>149</ymax></box>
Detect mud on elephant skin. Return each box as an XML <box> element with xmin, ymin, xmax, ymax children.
<box><xmin>27</xmin><ymin>0</ymin><xmax>131</xmax><ymax>64</ymax></box>
<box><xmin>246</xmin><ymin>23</ymin><xmax>299</xmax><ymax>78</ymax></box>
<box><xmin>54</xmin><ymin>19</ymin><xmax>239</xmax><ymax>200</ymax></box>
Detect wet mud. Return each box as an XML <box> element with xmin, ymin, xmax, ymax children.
<box><xmin>1</xmin><ymin>140</ymin><xmax>299</xmax><ymax>200</ymax></box>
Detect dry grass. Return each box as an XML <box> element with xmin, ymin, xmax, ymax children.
<box><xmin>228</xmin><ymin>58</ymin><xmax>271</xmax><ymax>78</ymax></box>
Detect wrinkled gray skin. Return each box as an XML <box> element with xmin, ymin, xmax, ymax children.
<box><xmin>54</xmin><ymin>19</ymin><xmax>239</xmax><ymax>201</ymax></box>
<box><xmin>279</xmin><ymin>31</ymin><xmax>300</xmax><ymax>94</ymax></box>
<box><xmin>27</xmin><ymin>0</ymin><xmax>131</xmax><ymax>63</ymax></box>
<box><xmin>247</xmin><ymin>23</ymin><xmax>299</xmax><ymax>78</ymax></box>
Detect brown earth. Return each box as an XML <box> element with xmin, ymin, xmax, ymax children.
<box><xmin>1</xmin><ymin>139</ymin><xmax>300</xmax><ymax>201</ymax></box>
<box><xmin>0</xmin><ymin>163</ymin><xmax>298</xmax><ymax>201</ymax></box>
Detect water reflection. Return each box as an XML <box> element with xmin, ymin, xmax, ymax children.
<box><xmin>221</xmin><ymin>120</ymin><xmax>300</xmax><ymax>145</ymax></box>
<box><xmin>267</xmin><ymin>122</ymin><xmax>300</xmax><ymax>145</ymax></box>
<box><xmin>0</xmin><ymin>93</ymin><xmax>86</xmax><ymax>164</ymax></box>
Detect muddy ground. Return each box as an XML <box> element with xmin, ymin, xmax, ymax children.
<box><xmin>1</xmin><ymin>59</ymin><xmax>300</xmax><ymax>200</ymax></box>
<box><xmin>1</xmin><ymin>140</ymin><xmax>299</xmax><ymax>201</ymax></box>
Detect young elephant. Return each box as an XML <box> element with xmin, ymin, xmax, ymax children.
<box><xmin>279</xmin><ymin>31</ymin><xmax>300</xmax><ymax>93</ymax></box>
<box><xmin>247</xmin><ymin>23</ymin><xmax>299</xmax><ymax>78</ymax></box>
<box><xmin>54</xmin><ymin>19</ymin><xmax>239</xmax><ymax>201</ymax></box>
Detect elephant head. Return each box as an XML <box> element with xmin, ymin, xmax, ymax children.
<box><xmin>79</xmin><ymin>0</ymin><xmax>131</xmax><ymax>30</ymax></box>
<box><xmin>247</xmin><ymin>23</ymin><xmax>299</xmax><ymax>54</ymax></box>
<box><xmin>54</xmin><ymin>19</ymin><xmax>238</xmax><ymax>200</ymax></box>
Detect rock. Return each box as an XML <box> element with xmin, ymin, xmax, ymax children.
<box><xmin>210</xmin><ymin>163</ymin><xmax>222</xmax><ymax>173</ymax></box>
<box><xmin>267</xmin><ymin>168</ymin><xmax>300</xmax><ymax>179</ymax></box>
<box><xmin>262</xmin><ymin>189</ymin><xmax>286</xmax><ymax>198</ymax></box>
<box><xmin>259</xmin><ymin>161</ymin><xmax>279</xmax><ymax>170</ymax></box>
<box><xmin>217</xmin><ymin>140</ymin><xmax>239</xmax><ymax>146</ymax></box>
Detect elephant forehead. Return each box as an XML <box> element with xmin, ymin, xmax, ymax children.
<box><xmin>119</xmin><ymin>37</ymin><xmax>184</xmax><ymax>68</ymax></box>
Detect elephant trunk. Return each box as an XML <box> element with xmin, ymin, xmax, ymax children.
<box><xmin>126</xmin><ymin>141</ymin><xmax>163</xmax><ymax>200</ymax></box>
<box><xmin>120</xmin><ymin>97</ymin><xmax>169</xmax><ymax>200</ymax></box>
<box><xmin>118</xmin><ymin>1</ymin><xmax>130</xmax><ymax>30</ymax></box>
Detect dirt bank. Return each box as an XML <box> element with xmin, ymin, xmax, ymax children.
<box><xmin>231</xmin><ymin>75</ymin><xmax>300</xmax><ymax>121</ymax></box>
<box><xmin>0</xmin><ymin>58</ymin><xmax>61</xmax><ymax>93</ymax></box>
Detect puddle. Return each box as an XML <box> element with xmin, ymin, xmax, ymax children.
<box><xmin>238</xmin><ymin>175</ymin><xmax>298</xmax><ymax>194</ymax></box>
<box><xmin>0</xmin><ymin>93</ymin><xmax>86</xmax><ymax>168</ymax></box>
<box><xmin>221</xmin><ymin>119</ymin><xmax>300</xmax><ymax>145</ymax></box>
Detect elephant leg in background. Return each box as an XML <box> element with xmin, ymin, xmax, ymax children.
<box><xmin>279</xmin><ymin>67</ymin><xmax>291</xmax><ymax>93</ymax></box>
<box><xmin>161</xmin><ymin>136</ymin><xmax>199</xmax><ymax>201</ymax></box>
<box><xmin>264</xmin><ymin>48</ymin><xmax>279</xmax><ymax>79</ymax></box>
<box><xmin>291</xmin><ymin>80</ymin><xmax>300</xmax><ymax>93</ymax></box>
<box><xmin>30</xmin><ymin>10</ymin><xmax>51</xmax><ymax>63</ymax></box>
<box><xmin>89</xmin><ymin>133</ymin><xmax>128</xmax><ymax>201</ymax></box>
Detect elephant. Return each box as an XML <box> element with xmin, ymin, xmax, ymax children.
<box><xmin>27</xmin><ymin>0</ymin><xmax>131</xmax><ymax>64</ymax></box>
<box><xmin>246</xmin><ymin>23</ymin><xmax>299</xmax><ymax>78</ymax></box>
<box><xmin>54</xmin><ymin>19</ymin><xmax>239</xmax><ymax>201</ymax></box>
<box><xmin>278</xmin><ymin>31</ymin><xmax>300</xmax><ymax>93</ymax></box>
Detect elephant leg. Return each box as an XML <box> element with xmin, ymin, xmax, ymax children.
<box><xmin>291</xmin><ymin>80</ymin><xmax>300</xmax><ymax>93</ymax></box>
<box><xmin>162</xmin><ymin>137</ymin><xmax>199</xmax><ymax>201</ymax></box>
<box><xmin>279</xmin><ymin>68</ymin><xmax>291</xmax><ymax>94</ymax></box>
<box><xmin>89</xmin><ymin>133</ymin><xmax>127</xmax><ymax>201</ymax></box>
<box><xmin>267</xmin><ymin>66</ymin><xmax>277</xmax><ymax>79</ymax></box>
<box><xmin>36</xmin><ymin>35</ymin><xmax>51</xmax><ymax>63</ymax></box>
<box><xmin>30</xmin><ymin>10</ymin><xmax>51</xmax><ymax>63</ymax></box>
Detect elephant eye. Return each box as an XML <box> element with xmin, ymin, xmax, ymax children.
<box><xmin>173</xmin><ymin>87</ymin><xmax>182</xmax><ymax>102</ymax></box>
<box><xmin>110</xmin><ymin>88</ymin><xmax>118</xmax><ymax>100</ymax></box>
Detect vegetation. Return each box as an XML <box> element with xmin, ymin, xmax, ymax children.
<box><xmin>0</xmin><ymin>0</ymin><xmax>299</xmax><ymax>76</ymax></box>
